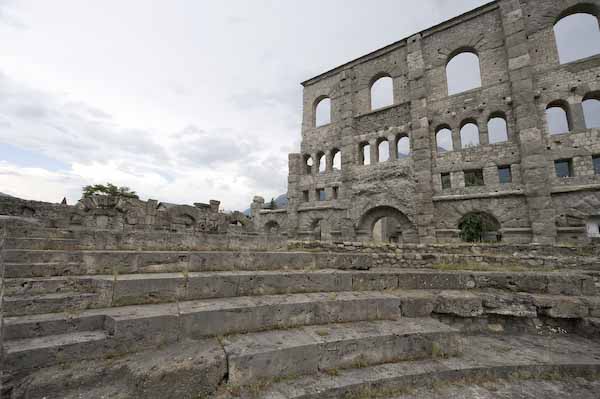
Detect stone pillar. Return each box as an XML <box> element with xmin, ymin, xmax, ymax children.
<box><xmin>480</xmin><ymin>124</ymin><xmax>490</xmax><ymax>146</ymax></box>
<box><xmin>312</xmin><ymin>153</ymin><xmax>319</xmax><ymax>176</ymax></box>
<box><xmin>484</xmin><ymin>164</ymin><xmax>499</xmax><ymax>185</ymax></box>
<box><xmin>145</xmin><ymin>199</ymin><xmax>158</xmax><ymax>226</ymax></box>
<box><xmin>286</xmin><ymin>153</ymin><xmax>303</xmax><ymax>238</ymax></box>
<box><xmin>569</xmin><ymin>101</ymin><xmax>587</xmax><ymax>132</ymax></box>
<box><xmin>452</xmin><ymin>128</ymin><xmax>462</xmax><ymax>151</ymax></box>
<box><xmin>250</xmin><ymin>196</ymin><xmax>264</xmax><ymax>218</ymax></box>
<box><xmin>325</xmin><ymin>151</ymin><xmax>333</xmax><ymax>172</ymax></box>
<box><xmin>209</xmin><ymin>200</ymin><xmax>220</xmax><ymax>213</ymax></box>
<box><xmin>369</xmin><ymin>139</ymin><xmax>378</xmax><ymax>165</ymax></box>
<box><xmin>499</xmin><ymin>0</ymin><xmax>556</xmax><ymax>244</ymax></box>
<box><xmin>407</xmin><ymin>33</ymin><xmax>436</xmax><ymax>243</ymax></box>
<box><xmin>337</xmin><ymin>68</ymin><xmax>357</xmax><ymax>240</ymax></box>
<box><xmin>388</xmin><ymin>135</ymin><xmax>397</xmax><ymax>160</ymax></box>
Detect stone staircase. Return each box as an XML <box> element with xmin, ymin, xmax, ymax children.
<box><xmin>2</xmin><ymin>225</ymin><xmax>600</xmax><ymax>398</ymax></box>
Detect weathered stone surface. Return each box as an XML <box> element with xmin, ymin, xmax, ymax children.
<box><xmin>434</xmin><ymin>291</ymin><xmax>483</xmax><ymax>317</ymax></box>
<box><xmin>388</xmin><ymin>378</ymin><xmax>600</xmax><ymax>399</ymax></box>
<box><xmin>2</xmin><ymin>2</ymin><xmax>600</xmax><ymax>398</ymax></box>
<box><xmin>8</xmin><ymin>339</ymin><xmax>227</xmax><ymax>399</ymax></box>
<box><xmin>255</xmin><ymin>335</ymin><xmax>600</xmax><ymax>399</ymax></box>
<box><xmin>222</xmin><ymin>318</ymin><xmax>461</xmax><ymax>385</ymax></box>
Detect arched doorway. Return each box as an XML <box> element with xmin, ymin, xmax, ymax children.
<box><xmin>310</xmin><ymin>219</ymin><xmax>323</xmax><ymax>241</ymax></box>
<box><xmin>264</xmin><ymin>220</ymin><xmax>280</xmax><ymax>234</ymax></box>
<box><xmin>372</xmin><ymin>217</ymin><xmax>401</xmax><ymax>243</ymax></box>
<box><xmin>357</xmin><ymin>206</ymin><xmax>417</xmax><ymax>243</ymax></box>
<box><xmin>458</xmin><ymin>212</ymin><xmax>501</xmax><ymax>242</ymax></box>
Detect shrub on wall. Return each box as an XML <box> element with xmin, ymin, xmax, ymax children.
<box><xmin>82</xmin><ymin>183</ymin><xmax>139</xmax><ymax>199</ymax></box>
<box><xmin>459</xmin><ymin>212</ymin><xmax>499</xmax><ymax>242</ymax></box>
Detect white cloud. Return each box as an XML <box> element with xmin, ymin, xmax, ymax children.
<box><xmin>0</xmin><ymin>71</ymin><xmax>289</xmax><ymax>210</ymax></box>
<box><xmin>0</xmin><ymin>0</ymin><xmax>490</xmax><ymax>210</ymax></box>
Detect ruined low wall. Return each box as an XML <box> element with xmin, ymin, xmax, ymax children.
<box><xmin>0</xmin><ymin>219</ymin><xmax>6</xmax><ymax>364</ymax></box>
<box><xmin>288</xmin><ymin>240</ymin><xmax>600</xmax><ymax>270</ymax></box>
<box><xmin>0</xmin><ymin>194</ymin><xmax>252</xmax><ymax>234</ymax></box>
<box><xmin>8</xmin><ymin>226</ymin><xmax>287</xmax><ymax>252</ymax></box>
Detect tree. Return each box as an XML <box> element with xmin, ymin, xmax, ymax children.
<box><xmin>269</xmin><ymin>198</ymin><xmax>277</xmax><ymax>210</ymax></box>
<box><xmin>458</xmin><ymin>212</ymin><xmax>499</xmax><ymax>242</ymax></box>
<box><xmin>82</xmin><ymin>183</ymin><xmax>139</xmax><ymax>199</ymax></box>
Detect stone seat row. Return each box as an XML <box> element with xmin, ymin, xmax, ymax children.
<box><xmin>3</xmin><ymin>267</ymin><xmax>598</xmax><ymax>317</ymax></box>
<box><xmin>4</xmin><ymin>288</ymin><xmax>600</xmax><ymax>371</ymax></box>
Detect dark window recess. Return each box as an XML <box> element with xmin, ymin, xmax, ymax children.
<box><xmin>316</xmin><ymin>188</ymin><xmax>326</xmax><ymax>201</ymax></box>
<box><xmin>554</xmin><ymin>159</ymin><xmax>573</xmax><ymax>178</ymax></box>
<box><xmin>332</xmin><ymin>186</ymin><xmax>339</xmax><ymax>200</ymax></box>
<box><xmin>302</xmin><ymin>190</ymin><xmax>309</xmax><ymax>202</ymax></box>
<box><xmin>593</xmin><ymin>155</ymin><xmax>600</xmax><ymax>175</ymax></box>
<box><xmin>464</xmin><ymin>169</ymin><xmax>484</xmax><ymax>187</ymax></box>
<box><xmin>441</xmin><ymin>173</ymin><xmax>452</xmax><ymax>189</ymax></box>
<box><xmin>498</xmin><ymin>166</ymin><xmax>512</xmax><ymax>184</ymax></box>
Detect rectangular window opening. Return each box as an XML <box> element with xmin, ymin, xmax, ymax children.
<box><xmin>593</xmin><ymin>155</ymin><xmax>600</xmax><ymax>175</ymax></box>
<box><xmin>316</xmin><ymin>188</ymin><xmax>326</xmax><ymax>201</ymax></box>
<box><xmin>464</xmin><ymin>169</ymin><xmax>484</xmax><ymax>187</ymax></box>
<box><xmin>332</xmin><ymin>186</ymin><xmax>339</xmax><ymax>200</ymax></box>
<box><xmin>302</xmin><ymin>190</ymin><xmax>309</xmax><ymax>202</ymax></box>
<box><xmin>441</xmin><ymin>173</ymin><xmax>451</xmax><ymax>189</ymax></box>
<box><xmin>498</xmin><ymin>165</ymin><xmax>512</xmax><ymax>184</ymax></box>
<box><xmin>554</xmin><ymin>159</ymin><xmax>573</xmax><ymax>178</ymax></box>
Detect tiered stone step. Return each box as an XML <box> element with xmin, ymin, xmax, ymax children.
<box><xmin>247</xmin><ymin>334</ymin><xmax>600</xmax><ymax>399</ymax></box>
<box><xmin>2</xmin><ymin>249</ymin><xmax>367</xmax><ymax>277</ymax></box>
<box><xmin>8</xmin><ymin>333</ymin><xmax>600</xmax><ymax>399</ymax></box>
<box><xmin>3</xmin><ymin>292</ymin><xmax>105</xmax><ymax>317</ymax></box>
<box><xmin>5</xmin><ymin>288</ymin><xmax>600</xmax><ymax>371</ymax></box>
<box><xmin>4</xmin><ymin>331</ymin><xmax>111</xmax><ymax>370</ymax></box>
<box><xmin>221</xmin><ymin>318</ymin><xmax>461</xmax><ymax>385</ymax></box>
<box><xmin>5</xmin><ymin>237</ymin><xmax>81</xmax><ymax>250</ymax></box>
<box><xmin>3</xmin><ymin>268</ymin><xmax>597</xmax><ymax>316</ymax></box>
<box><xmin>3</xmin><ymin>291</ymin><xmax>402</xmax><ymax>370</ymax></box>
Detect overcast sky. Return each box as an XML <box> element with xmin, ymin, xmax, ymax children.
<box><xmin>0</xmin><ymin>0</ymin><xmax>502</xmax><ymax>210</ymax></box>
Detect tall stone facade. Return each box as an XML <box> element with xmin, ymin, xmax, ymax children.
<box><xmin>256</xmin><ymin>0</ymin><xmax>600</xmax><ymax>245</ymax></box>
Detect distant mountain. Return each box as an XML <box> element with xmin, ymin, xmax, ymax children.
<box><xmin>272</xmin><ymin>193</ymin><xmax>288</xmax><ymax>208</ymax></box>
<box><xmin>244</xmin><ymin>193</ymin><xmax>288</xmax><ymax>216</ymax></box>
<box><xmin>0</xmin><ymin>192</ymin><xmax>14</xmax><ymax>198</ymax></box>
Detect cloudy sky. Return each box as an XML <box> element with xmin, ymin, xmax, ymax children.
<box><xmin>0</xmin><ymin>0</ymin><xmax>502</xmax><ymax>210</ymax></box>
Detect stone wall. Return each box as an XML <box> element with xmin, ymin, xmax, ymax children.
<box><xmin>0</xmin><ymin>220</ymin><xmax>6</xmax><ymax>364</ymax></box>
<box><xmin>0</xmin><ymin>195</ymin><xmax>253</xmax><ymax>234</ymax></box>
<box><xmin>288</xmin><ymin>240</ymin><xmax>600</xmax><ymax>270</ymax></box>
<box><xmin>278</xmin><ymin>0</ymin><xmax>600</xmax><ymax>246</ymax></box>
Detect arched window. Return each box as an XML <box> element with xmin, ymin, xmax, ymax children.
<box><xmin>488</xmin><ymin>114</ymin><xmax>509</xmax><ymax>144</ymax></box>
<box><xmin>315</xmin><ymin>97</ymin><xmax>331</xmax><ymax>127</ymax></box>
<box><xmin>370</xmin><ymin>75</ymin><xmax>394</xmax><ymax>110</ymax></box>
<box><xmin>359</xmin><ymin>142</ymin><xmax>370</xmax><ymax>165</ymax></box>
<box><xmin>583</xmin><ymin>93</ymin><xmax>600</xmax><ymax>129</ymax></box>
<box><xmin>436</xmin><ymin>127</ymin><xmax>453</xmax><ymax>152</ymax></box>
<box><xmin>317</xmin><ymin>152</ymin><xmax>326</xmax><ymax>173</ymax></box>
<box><xmin>378</xmin><ymin>139</ymin><xmax>389</xmax><ymax>162</ymax></box>
<box><xmin>554</xmin><ymin>11</ymin><xmax>600</xmax><ymax>64</ymax></box>
<box><xmin>460</xmin><ymin>122</ymin><xmax>480</xmax><ymax>148</ymax></box>
<box><xmin>546</xmin><ymin>102</ymin><xmax>571</xmax><ymax>135</ymax></box>
<box><xmin>304</xmin><ymin>155</ymin><xmax>313</xmax><ymax>175</ymax></box>
<box><xmin>332</xmin><ymin>149</ymin><xmax>341</xmax><ymax>170</ymax></box>
<box><xmin>396</xmin><ymin>136</ymin><xmax>410</xmax><ymax>158</ymax></box>
<box><xmin>446</xmin><ymin>51</ymin><xmax>482</xmax><ymax>95</ymax></box>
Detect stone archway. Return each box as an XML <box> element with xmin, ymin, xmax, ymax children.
<box><xmin>309</xmin><ymin>218</ymin><xmax>323</xmax><ymax>241</ymax></box>
<box><xmin>264</xmin><ymin>220</ymin><xmax>280</xmax><ymax>234</ymax></box>
<box><xmin>357</xmin><ymin>206</ymin><xmax>417</xmax><ymax>243</ymax></box>
<box><xmin>458</xmin><ymin>211</ymin><xmax>501</xmax><ymax>242</ymax></box>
